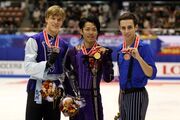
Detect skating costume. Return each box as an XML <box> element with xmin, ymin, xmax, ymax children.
<box><xmin>64</xmin><ymin>42</ymin><xmax>114</xmax><ymax>120</ymax></box>
<box><xmin>24</xmin><ymin>31</ymin><xmax>68</xmax><ymax>120</ymax></box>
<box><xmin>117</xmin><ymin>38</ymin><xmax>157</xmax><ymax>120</ymax></box>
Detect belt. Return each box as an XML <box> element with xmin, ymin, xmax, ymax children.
<box><xmin>121</xmin><ymin>87</ymin><xmax>145</xmax><ymax>94</ymax></box>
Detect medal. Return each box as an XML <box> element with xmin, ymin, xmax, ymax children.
<box><xmin>121</xmin><ymin>35</ymin><xmax>140</xmax><ymax>53</ymax></box>
<box><xmin>94</xmin><ymin>52</ymin><xmax>101</xmax><ymax>59</ymax></box>
<box><xmin>124</xmin><ymin>53</ymin><xmax>131</xmax><ymax>60</ymax></box>
<box><xmin>81</xmin><ymin>42</ymin><xmax>100</xmax><ymax>56</ymax></box>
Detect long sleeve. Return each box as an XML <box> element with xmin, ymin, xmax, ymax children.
<box><xmin>102</xmin><ymin>48</ymin><xmax>114</xmax><ymax>82</ymax></box>
<box><xmin>24</xmin><ymin>38</ymin><xmax>47</xmax><ymax>79</ymax></box>
<box><xmin>63</xmin><ymin>48</ymin><xmax>77</xmax><ymax>96</ymax></box>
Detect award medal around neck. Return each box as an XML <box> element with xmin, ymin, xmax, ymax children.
<box><xmin>124</xmin><ymin>53</ymin><xmax>131</xmax><ymax>60</ymax></box>
<box><xmin>121</xmin><ymin>35</ymin><xmax>140</xmax><ymax>60</ymax></box>
<box><xmin>43</xmin><ymin>30</ymin><xmax>60</xmax><ymax>48</ymax></box>
<box><xmin>81</xmin><ymin>42</ymin><xmax>100</xmax><ymax>57</ymax></box>
<box><xmin>93</xmin><ymin>52</ymin><xmax>101</xmax><ymax>59</ymax></box>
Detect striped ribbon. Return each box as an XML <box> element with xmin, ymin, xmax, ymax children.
<box><xmin>121</xmin><ymin>35</ymin><xmax>140</xmax><ymax>53</ymax></box>
<box><xmin>43</xmin><ymin>30</ymin><xmax>60</xmax><ymax>47</ymax></box>
<box><xmin>81</xmin><ymin>42</ymin><xmax>100</xmax><ymax>56</ymax></box>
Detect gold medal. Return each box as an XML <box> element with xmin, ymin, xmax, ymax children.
<box><xmin>124</xmin><ymin>53</ymin><xmax>131</xmax><ymax>60</ymax></box>
<box><xmin>94</xmin><ymin>52</ymin><xmax>101</xmax><ymax>59</ymax></box>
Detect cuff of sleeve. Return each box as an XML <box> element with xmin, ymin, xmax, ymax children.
<box><xmin>149</xmin><ymin>66</ymin><xmax>157</xmax><ymax>80</ymax></box>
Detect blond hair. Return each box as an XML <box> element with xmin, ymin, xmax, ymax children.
<box><xmin>45</xmin><ymin>5</ymin><xmax>66</xmax><ymax>21</ymax></box>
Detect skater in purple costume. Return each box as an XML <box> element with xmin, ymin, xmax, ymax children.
<box><xmin>24</xmin><ymin>5</ymin><xmax>68</xmax><ymax>120</ymax></box>
<box><xmin>64</xmin><ymin>15</ymin><xmax>114</xmax><ymax>120</ymax></box>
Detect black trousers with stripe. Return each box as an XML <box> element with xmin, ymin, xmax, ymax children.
<box><xmin>119</xmin><ymin>88</ymin><xmax>149</xmax><ymax>120</ymax></box>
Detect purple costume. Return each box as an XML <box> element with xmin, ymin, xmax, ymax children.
<box><xmin>24</xmin><ymin>31</ymin><xmax>68</xmax><ymax>120</ymax></box>
<box><xmin>64</xmin><ymin>44</ymin><xmax>114</xmax><ymax>120</ymax></box>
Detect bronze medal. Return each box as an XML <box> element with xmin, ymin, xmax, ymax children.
<box><xmin>94</xmin><ymin>52</ymin><xmax>101</xmax><ymax>59</ymax></box>
<box><xmin>124</xmin><ymin>53</ymin><xmax>131</xmax><ymax>60</ymax></box>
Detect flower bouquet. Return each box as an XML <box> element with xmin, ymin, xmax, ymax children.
<box><xmin>59</xmin><ymin>96</ymin><xmax>86</xmax><ymax>117</ymax></box>
<box><xmin>40</xmin><ymin>80</ymin><xmax>62</xmax><ymax>102</ymax></box>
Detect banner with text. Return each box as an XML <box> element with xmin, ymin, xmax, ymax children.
<box><xmin>0</xmin><ymin>61</ymin><xmax>179</xmax><ymax>80</ymax></box>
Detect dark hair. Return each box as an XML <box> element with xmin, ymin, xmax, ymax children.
<box><xmin>79</xmin><ymin>15</ymin><xmax>100</xmax><ymax>34</ymax></box>
<box><xmin>118</xmin><ymin>12</ymin><xmax>139</xmax><ymax>26</ymax></box>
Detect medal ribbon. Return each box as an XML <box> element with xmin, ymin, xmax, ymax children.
<box><xmin>121</xmin><ymin>35</ymin><xmax>140</xmax><ymax>53</ymax></box>
<box><xmin>81</xmin><ymin>42</ymin><xmax>100</xmax><ymax>56</ymax></box>
<box><xmin>43</xmin><ymin>30</ymin><xmax>60</xmax><ymax>48</ymax></box>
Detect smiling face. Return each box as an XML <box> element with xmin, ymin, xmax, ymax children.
<box><xmin>80</xmin><ymin>22</ymin><xmax>98</xmax><ymax>45</ymax></box>
<box><xmin>44</xmin><ymin>5</ymin><xmax>65</xmax><ymax>36</ymax></box>
<box><xmin>119</xmin><ymin>19</ymin><xmax>138</xmax><ymax>43</ymax></box>
<box><xmin>45</xmin><ymin>15</ymin><xmax>64</xmax><ymax>36</ymax></box>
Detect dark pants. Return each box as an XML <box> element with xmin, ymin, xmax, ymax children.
<box><xmin>26</xmin><ymin>91</ymin><xmax>61</xmax><ymax>120</ymax></box>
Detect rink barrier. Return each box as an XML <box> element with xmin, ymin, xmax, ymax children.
<box><xmin>0</xmin><ymin>61</ymin><xmax>179</xmax><ymax>80</ymax></box>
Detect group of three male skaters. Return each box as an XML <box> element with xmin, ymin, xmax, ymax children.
<box><xmin>24</xmin><ymin>5</ymin><xmax>157</xmax><ymax>120</ymax></box>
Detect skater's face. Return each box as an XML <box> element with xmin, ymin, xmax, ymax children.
<box><xmin>119</xmin><ymin>19</ymin><xmax>138</xmax><ymax>42</ymax></box>
<box><xmin>80</xmin><ymin>22</ymin><xmax>98</xmax><ymax>44</ymax></box>
<box><xmin>45</xmin><ymin>15</ymin><xmax>64</xmax><ymax>36</ymax></box>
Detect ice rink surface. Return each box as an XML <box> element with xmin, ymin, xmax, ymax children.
<box><xmin>0</xmin><ymin>78</ymin><xmax>180</xmax><ymax>120</ymax></box>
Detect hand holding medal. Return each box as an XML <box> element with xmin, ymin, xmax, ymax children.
<box><xmin>124</xmin><ymin>48</ymin><xmax>140</xmax><ymax>60</ymax></box>
<box><xmin>128</xmin><ymin>48</ymin><xmax>140</xmax><ymax>59</ymax></box>
<box><xmin>44</xmin><ymin>30</ymin><xmax>60</xmax><ymax>68</ymax></box>
<box><xmin>51</xmin><ymin>46</ymin><xmax>60</xmax><ymax>53</ymax></box>
<box><xmin>121</xmin><ymin>35</ymin><xmax>140</xmax><ymax>60</ymax></box>
<box><xmin>46</xmin><ymin>47</ymin><xmax>60</xmax><ymax>68</ymax></box>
